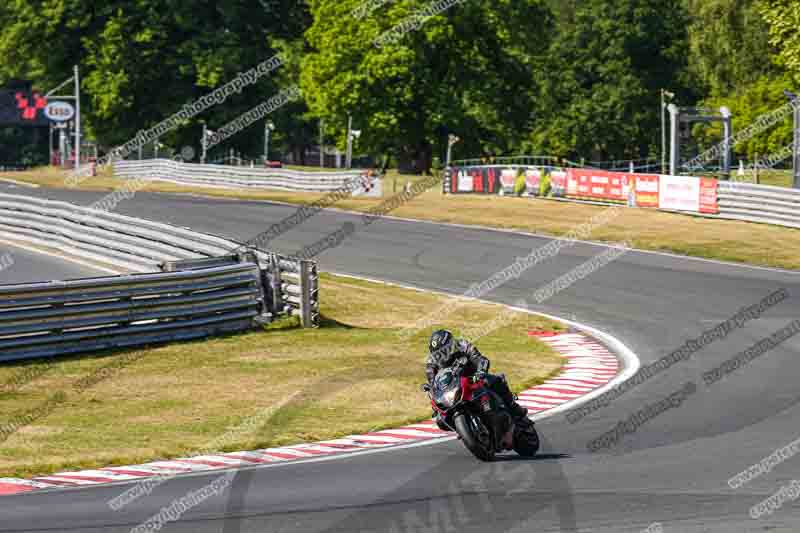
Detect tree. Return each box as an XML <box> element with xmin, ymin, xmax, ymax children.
<box><xmin>691</xmin><ymin>73</ymin><xmax>796</xmax><ymax>161</ymax></box>
<box><xmin>0</xmin><ymin>1</ymin><xmax>310</xmax><ymax>157</ymax></box>
<box><xmin>761</xmin><ymin>0</ymin><xmax>800</xmax><ymax>84</ymax></box>
<box><xmin>686</xmin><ymin>0</ymin><xmax>779</xmax><ymax>97</ymax></box>
<box><xmin>526</xmin><ymin>0</ymin><xmax>691</xmax><ymax>161</ymax></box>
<box><xmin>301</xmin><ymin>0</ymin><xmax>553</xmax><ymax>173</ymax></box>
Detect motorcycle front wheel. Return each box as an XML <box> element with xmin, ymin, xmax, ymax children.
<box><xmin>512</xmin><ymin>422</ymin><xmax>540</xmax><ymax>457</ymax></box>
<box><xmin>454</xmin><ymin>412</ymin><xmax>495</xmax><ymax>462</ymax></box>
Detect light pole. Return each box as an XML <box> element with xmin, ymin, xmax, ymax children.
<box><xmin>785</xmin><ymin>90</ymin><xmax>800</xmax><ymax>189</ymax></box>
<box><xmin>668</xmin><ymin>103</ymin><xmax>680</xmax><ymax>176</ymax></box>
<box><xmin>345</xmin><ymin>115</ymin><xmax>361</xmax><ymax>169</ymax></box>
<box><xmin>201</xmin><ymin>123</ymin><xmax>207</xmax><ymax>164</ymax></box>
<box><xmin>264</xmin><ymin>120</ymin><xmax>275</xmax><ymax>163</ymax></box>
<box><xmin>347</xmin><ymin>129</ymin><xmax>361</xmax><ymax>169</ymax></box>
<box><xmin>74</xmin><ymin>65</ymin><xmax>81</xmax><ymax>173</ymax></box>
<box><xmin>661</xmin><ymin>89</ymin><xmax>675</xmax><ymax>174</ymax></box>
<box><xmin>319</xmin><ymin>119</ymin><xmax>324</xmax><ymax>168</ymax></box>
<box><xmin>201</xmin><ymin>124</ymin><xmax>215</xmax><ymax>164</ymax></box>
<box><xmin>720</xmin><ymin>106</ymin><xmax>733</xmax><ymax>178</ymax></box>
<box><xmin>446</xmin><ymin>134</ymin><xmax>461</xmax><ymax>167</ymax></box>
<box><xmin>345</xmin><ymin>115</ymin><xmax>353</xmax><ymax>169</ymax></box>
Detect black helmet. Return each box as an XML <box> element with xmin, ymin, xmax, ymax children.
<box><xmin>429</xmin><ymin>330</ymin><xmax>456</xmax><ymax>363</ymax></box>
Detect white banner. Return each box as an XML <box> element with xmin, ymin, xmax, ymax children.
<box><xmin>659</xmin><ymin>175</ymin><xmax>700</xmax><ymax>212</ymax></box>
<box><xmin>457</xmin><ymin>170</ymin><xmax>473</xmax><ymax>192</ymax></box>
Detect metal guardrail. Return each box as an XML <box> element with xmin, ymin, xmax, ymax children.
<box><xmin>114</xmin><ymin>159</ymin><xmax>366</xmax><ymax>192</ymax></box>
<box><xmin>451</xmin><ymin>156</ymin><xmax>586</xmax><ymax>168</ymax></box>
<box><xmin>0</xmin><ymin>192</ymin><xmax>238</xmax><ymax>272</ymax></box>
<box><xmin>717</xmin><ymin>181</ymin><xmax>800</xmax><ymax>229</ymax></box>
<box><xmin>0</xmin><ymin>193</ymin><xmax>321</xmax><ymax>360</ymax></box>
<box><xmin>0</xmin><ymin>263</ymin><xmax>265</xmax><ymax>362</ymax></box>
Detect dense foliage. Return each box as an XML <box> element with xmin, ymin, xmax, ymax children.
<box><xmin>0</xmin><ymin>0</ymin><xmax>797</xmax><ymax>171</ymax></box>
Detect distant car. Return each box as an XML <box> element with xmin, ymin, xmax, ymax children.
<box><xmin>265</xmin><ymin>160</ymin><xmax>283</xmax><ymax>168</ymax></box>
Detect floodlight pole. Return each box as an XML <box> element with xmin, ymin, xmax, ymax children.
<box><xmin>201</xmin><ymin>123</ymin><xmax>207</xmax><ymax>164</ymax></box>
<box><xmin>74</xmin><ymin>65</ymin><xmax>80</xmax><ymax>173</ymax></box>
<box><xmin>720</xmin><ymin>106</ymin><xmax>732</xmax><ymax>179</ymax></box>
<box><xmin>319</xmin><ymin>119</ymin><xmax>324</xmax><ymax>168</ymax></box>
<box><xmin>793</xmin><ymin>100</ymin><xmax>800</xmax><ymax>189</ymax></box>
<box><xmin>346</xmin><ymin>115</ymin><xmax>353</xmax><ymax>169</ymax></box>
<box><xmin>661</xmin><ymin>90</ymin><xmax>666</xmax><ymax>174</ymax></box>
<box><xmin>446</xmin><ymin>134</ymin><xmax>460</xmax><ymax>167</ymax></box>
<box><xmin>668</xmin><ymin>104</ymin><xmax>679</xmax><ymax>175</ymax></box>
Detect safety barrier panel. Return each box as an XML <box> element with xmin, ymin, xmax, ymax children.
<box><xmin>717</xmin><ymin>181</ymin><xmax>800</xmax><ymax>229</ymax></box>
<box><xmin>0</xmin><ymin>194</ymin><xmax>320</xmax><ymax>360</ymax></box>
<box><xmin>0</xmin><ymin>193</ymin><xmax>237</xmax><ymax>272</ymax></box>
<box><xmin>113</xmin><ymin>159</ymin><xmax>382</xmax><ymax>196</ymax></box>
<box><xmin>0</xmin><ymin>262</ymin><xmax>265</xmax><ymax>362</ymax></box>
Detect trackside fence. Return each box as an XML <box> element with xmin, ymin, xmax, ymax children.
<box><xmin>0</xmin><ymin>194</ymin><xmax>320</xmax><ymax>361</ymax></box>
<box><xmin>445</xmin><ymin>165</ymin><xmax>800</xmax><ymax>230</ymax></box>
<box><xmin>113</xmin><ymin>159</ymin><xmax>382</xmax><ymax>196</ymax></box>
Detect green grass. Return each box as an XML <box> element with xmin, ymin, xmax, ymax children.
<box><xmin>0</xmin><ymin>273</ymin><xmax>565</xmax><ymax>478</ymax></box>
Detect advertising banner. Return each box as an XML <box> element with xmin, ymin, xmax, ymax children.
<box><xmin>525</xmin><ymin>169</ymin><xmax>541</xmax><ymax>196</ymax></box>
<box><xmin>457</xmin><ymin>168</ymin><xmax>473</xmax><ymax>192</ymax></box>
<box><xmin>500</xmin><ymin>168</ymin><xmax>517</xmax><ymax>195</ymax></box>
<box><xmin>633</xmin><ymin>174</ymin><xmax>660</xmax><ymax>208</ymax></box>
<box><xmin>550</xmin><ymin>170</ymin><xmax>567</xmax><ymax>197</ymax></box>
<box><xmin>699</xmin><ymin>177</ymin><xmax>719</xmax><ymax>214</ymax></box>
<box><xmin>659</xmin><ymin>175</ymin><xmax>700</xmax><ymax>212</ymax></box>
<box><xmin>566</xmin><ymin>169</ymin><xmax>630</xmax><ymax>202</ymax></box>
<box><xmin>470</xmin><ymin>167</ymin><xmax>484</xmax><ymax>193</ymax></box>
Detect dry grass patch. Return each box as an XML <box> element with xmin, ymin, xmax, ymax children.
<box><xmin>0</xmin><ymin>273</ymin><xmax>565</xmax><ymax>478</ymax></box>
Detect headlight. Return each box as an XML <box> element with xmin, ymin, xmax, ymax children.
<box><xmin>441</xmin><ymin>387</ymin><xmax>461</xmax><ymax>407</ymax></box>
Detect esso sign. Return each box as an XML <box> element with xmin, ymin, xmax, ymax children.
<box><xmin>44</xmin><ymin>101</ymin><xmax>75</xmax><ymax>122</ymax></box>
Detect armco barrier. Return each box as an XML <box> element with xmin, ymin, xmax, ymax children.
<box><xmin>0</xmin><ymin>193</ymin><xmax>238</xmax><ymax>272</ymax></box>
<box><xmin>0</xmin><ymin>194</ymin><xmax>320</xmax><ymax>360</ymax></box>
<box><xmin>0</xmin><ymin>262</ymin><xmax>265</xmax><ymax>362</ymax></box>
<box><xmin>113</xmin><ymin>159</ymin><xmax>382</xmax><ymax>196</ymax></box>
<box><xmin>717</xmin><ymin>181</ymin><xmax>800</xmax><ymax>229</ymax></box>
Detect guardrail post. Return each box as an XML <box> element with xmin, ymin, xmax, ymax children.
<box><xmin>265</xmin><ymin>253</ymin><xmax>284</xmax><ymax>317</ymax></box>
<box><xmin>299</xmin><ymin>260</ymin><xmax>319</xmax><ymax>328</ymax></box>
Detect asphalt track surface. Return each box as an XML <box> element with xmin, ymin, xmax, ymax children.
<box><xmin>0</xmin><ymin>184</ymin><xmax>799</xmax><ymax>532</ymax></box>
<box><xmin>0</xmin><ymin>243</ymin><xmax>104</xmax><ymax>284</ymax></box>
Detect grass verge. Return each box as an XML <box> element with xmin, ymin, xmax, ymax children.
<box><xmin>0</xmin><ymin>273</ymin><xmax>566</xmax><ymax>479</ymax></box>
<box><xmin>4</xmin><ymin>167</ymin><xmax>798</xmax><ymax>270</ymax></box>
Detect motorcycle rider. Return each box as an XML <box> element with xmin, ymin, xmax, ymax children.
<box><xmin>426</xmin><ymin>329</ymin><xmax>529</xmax><ymax>422</ymax></box>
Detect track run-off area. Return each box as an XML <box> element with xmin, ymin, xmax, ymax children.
<box><xmin>0</xmin><ymin>183</ymin><xmax>798</xmax><ymax>532</ymax></box>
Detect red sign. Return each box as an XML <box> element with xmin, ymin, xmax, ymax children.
<box><xmin>15</xmin><ymin>92</ymin><xmax>47</xmax><ymax>120</ymax></box>
<box><xmin>633</xmin><ymin>174</ymin><xmax>660</xmax><ymax>208</ymax></box>
<box><xmin>699</xmin><ymin>177</ymin><xmax>719</xmax><ymax>214</ymax></box>
<box><xmin>471</xmin><ymin>168</ymin><xmax>484</xmax><ymax>193</ymax></box>
<box><xmin>566</xmin><ymin>169</ymin><xmax>630</xmax><ymax>202</ymax></box>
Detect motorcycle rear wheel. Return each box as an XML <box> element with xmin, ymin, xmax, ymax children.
<box><xmin>512</xmin><ymin>423</ymin><xmax>540</xmax><ymax>457</ymax></box>
<box><xmin>454</xmin><ymin>412</ymin><xmax>495</xmax><ymax>462</ymax></box>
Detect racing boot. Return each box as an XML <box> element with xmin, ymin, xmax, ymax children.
<box><xmin>491</xmin><ymin>374</ymin><xmax>529</xmax><ymax>422</ymax></box>
<box><xmin>508</xmin><ymin>401</ymin><xmax>529</xmax><ymax>422</ymax></box>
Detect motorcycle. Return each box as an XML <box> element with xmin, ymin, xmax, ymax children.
<box><xmin>422</xmin><ymin>357</ymin><xmax>540</xmax><ymax>461</ymax></box>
